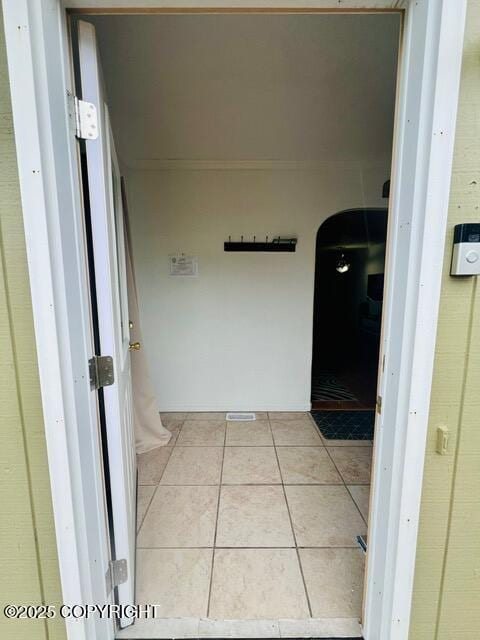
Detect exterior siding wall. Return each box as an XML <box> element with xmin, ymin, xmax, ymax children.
<box><xmin>0</xmin><ymin>8</ymin><xmax>66</xmax><ymax>640</ymax></box>
<box><xmin>409</xmin><ymin>1</ymin><xmax>480</xmax><ymax>639</ymax></box>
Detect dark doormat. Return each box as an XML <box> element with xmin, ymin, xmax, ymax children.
<box><xmin>311</xmin><ymin>410</ymin><xmax>375</xmax><ymax>440</ymax></box>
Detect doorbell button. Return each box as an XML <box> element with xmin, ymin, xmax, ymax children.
<box><xmin>466</xmin><ymin>250</ymin><xmax>479</xmax><ymax>264</ymax></box>
<box><xmin>451</xmin><ymin>223</ymin><xmax>480</xmax><ymax>276</ymax></box>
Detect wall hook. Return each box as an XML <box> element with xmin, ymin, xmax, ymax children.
<box><xmin>224</xmin><ymin>235</ymin><xmax>297</xmax><ymax>253</ymax></box>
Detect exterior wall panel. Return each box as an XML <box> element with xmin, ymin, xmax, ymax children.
<box><xmin>0</xmin><ymin>7</ymin><xmax>66</xmax><ymax>640</ymax></box>
<box><xmin>409</xmin><ymin>1</ymin><xmax>480</xmax><ymax>638</ymax></box>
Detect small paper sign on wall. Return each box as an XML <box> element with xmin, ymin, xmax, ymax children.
<box><xmin>169</xmin><ymin>254</ymin><xmax>198</xmax><ymax>277</ymax></box>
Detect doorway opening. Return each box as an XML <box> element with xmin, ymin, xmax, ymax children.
<box><xmin>310</xmin><ymin>209</ymin><xmax>388</xmax><ymax>441</ymax></box>
<box><xmin>71</xmin><ymin>9</ymin><xmax>399</xmax><ymax>639</ymax></box>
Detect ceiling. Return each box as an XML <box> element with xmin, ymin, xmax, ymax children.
<box><xmin>87</xmin><ymin>13</ymin><xmax>400</xmax><ymax>167</ymax></box>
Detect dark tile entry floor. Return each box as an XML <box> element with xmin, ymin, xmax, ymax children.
<box><xmin>311</xmin><ymin>410</ymin><xmax>375</xmax><ymax>440</ymax></box>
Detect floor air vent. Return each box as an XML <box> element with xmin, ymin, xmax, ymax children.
<box><xmin>226</xmin><ymin>412</ymin><xmax>256</xmax><ymax>421</ymax></box>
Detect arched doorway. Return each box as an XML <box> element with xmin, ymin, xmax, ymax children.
<box><xmin>310</xmin><ymin>209</ymin><xmax>388</xmax><ymax>440</ymax></box>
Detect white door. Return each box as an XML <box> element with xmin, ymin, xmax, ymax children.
<box><xmin>77</xmin><ymin>20</ymin><xmax>137</xmax><ymax>628</ymax></box>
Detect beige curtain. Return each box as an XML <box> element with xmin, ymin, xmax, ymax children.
<box><xmin>122</xmin><ymin>178</ymin><xmax>171</xmax><ymax>454</ymax></box>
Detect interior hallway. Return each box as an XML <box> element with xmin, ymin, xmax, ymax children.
<box><xmin>125</xmin><ymin>412</ymin><xmax>372</xmax><ymax>639</ymax></box>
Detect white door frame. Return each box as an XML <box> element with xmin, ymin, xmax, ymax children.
<box><xmin>2</xmin><ymin>1</ymin><xmax>467</xmax><ymax>639</ymax></box>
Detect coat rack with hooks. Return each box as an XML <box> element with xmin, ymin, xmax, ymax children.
<box><xmin>224</xmin><ymin>236</ymin><xmax>297</xmax><ymax>252</ymax></box>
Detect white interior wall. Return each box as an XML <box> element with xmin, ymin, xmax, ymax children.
<box><xmin>90</xmin><ymin>13</ymin><xmax>399</xmax><ymax>410</ymax></box>
<box><xmin>126</xmin><ymin>160</ymin><xmax>389</xmax><ymax>410</ymax></box>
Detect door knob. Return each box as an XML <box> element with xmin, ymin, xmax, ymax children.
<box><xmin>129</xmin><ymin>341</ymin><xmax>141</xmax><ymax>351</ymax></box>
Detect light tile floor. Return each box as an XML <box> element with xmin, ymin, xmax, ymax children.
<box><xmin>129</xmin><ymin>412</ymin><xmax>371</xmax><ymax>639</ymax></box>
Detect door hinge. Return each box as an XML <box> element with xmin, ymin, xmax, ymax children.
<box><xmin>376</xmin><ymin>394</ymin><xmax>383</xmax><ymax>414</ymax></box>
<box><xmin>68</xmin><ymin>92</ymin><xmax>98</xmax><ymax>140</ymax></box>
<box><xmin>89</xmin><ymin>355</ymin><xmax>114</xmax><ymax>390</ymax></box>
<box><xmin>105</xmin><ymin>559</ymin><xmax>128</xmax><ymax>595</ymax></box>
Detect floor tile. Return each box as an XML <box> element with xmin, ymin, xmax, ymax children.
<box><xmin>137</xmin><ymin>485</ymin><xmax>155</xmax><ymax>531</ymax></box>
<box><xmin>268</xmin><ymin>412</ymin><xmax>310</xmax><ymax>421</ymax></box>
<box><xmin>137</xmin><ymin>485</ymin><xmax>219</xmax><ymax>547</ymax></box>
<box><xmin>160</xmin><ymin>412</ymin><xmax>188</xmax><ymax>424</ymax></box>
<box><xmin>285</xmin><ymin>485</ymin><xmax>366</xmax><ymax>547</ymax></box>
<box><xmin>299</xmin><ymin>548</ymin><xmax>365</xmax><ymax>617</ymax></box>
<box><xmin>276</xmin><ymin>447</ymin><xmax>342</xmax><ymax>484</ymax></box>
<box><xmin>247</xmin><ymin>411</ymin><xmax>269</xmax><ymax>420</ymax></box>
<box><xmin>136</xmin><ymin>548</ymin><xmax>212</xmax><ymax>617</ymax></box>
<box><xmin>160</xmin><ymin>446</ymin><xmax>223</xmax><ymax>485</ymax></box>
<box><xmin>270</xmin><ymin>420</ymin><xmax>322</xmax><ymax>446</ymax></box>
<box><xmin>176</xmin><ymin>420</ymin><xmax>226</xmax><ymax>446</ymax></box>
<box><xmin>216</xmin><ymin>485</ymin><xmax>294</xmax><ymax>547</ymax></box>
<box><xmin>209</xmin><ymin>549</ymin><xmax>309</xmax><ymax>619</ymax></box>
<box><xmin>226</xmin><ymin>420</ymin><xmax>273</xmax><ymax>446</ymax></box>
<box><xmin>137</xmin><ymin>446</ymin><xmax>173</xmax><ymax>485</ymax></box>
<box><xmin>328</xmin><ymin>446</ymin><xmax>372</xmax><ymax>484</ymax></box>
<box><xmin>164</xmin><ymin>421</ymin><xmax>183</xmax><ymax>445</ymax></box>
<box><xmin>222</xmin><ymin>447</ymin><xmax>281</xmax><ymax>484</ymax></box>
<box><xmin>187</xmin><ymin>412</ymin><xmax>226</xmax><ymax>420</ymax></box>
<box><xmin>319</xmin><ymin>433</ymin><xmax>373</xmax><ymax>447</ymax></box>
<box><xmin>348</xmin><ymin>485</ymin><xmax>371</xmax><ymax>521</ymax></box>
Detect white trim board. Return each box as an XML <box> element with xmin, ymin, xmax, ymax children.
<box><xmin>65</xmin><ymin>1</ymin><xmax>403</xmax><ymax>9</ymax></box>
<box><xmin>2</xmin><ymin>2</ymin><xmax>467</xmax><ymax>640</ymax></box>
<box><xmin>115</xmin><ymin>616</ymin><xmax>362</xmax><ymax>639</ymax></box>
